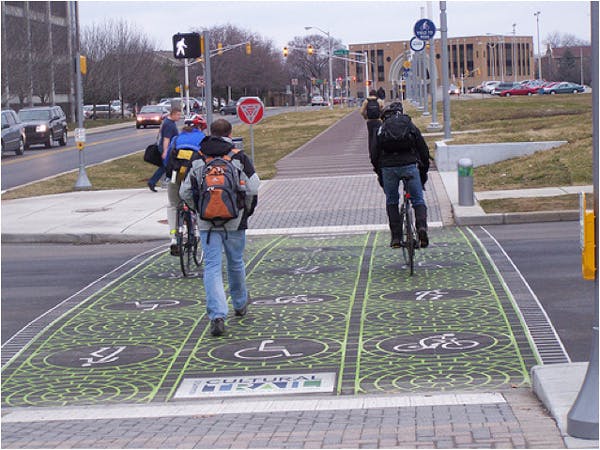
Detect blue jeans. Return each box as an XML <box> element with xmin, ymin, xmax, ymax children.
<box><xmin>200</xmin><ymin>230</ymin><xmax>248</xmax><ymax>320</ymax></box>
<box><xmin>148</xmin><ymin>165</ymin><xmax>165</xmax><ymax>186</ymax></box>
<box><xmin>381</xmin><ymin>164</ymin><xmax>425</xmax><ymax>208</ymax></box>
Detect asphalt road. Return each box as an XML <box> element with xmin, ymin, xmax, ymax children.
<box><xmin>0</xmin><ymin>106</ymin><xmax>308</xmax><ymax>191</ymax></box>
<box><xmin>1</xmin><ymin>222</ymin><xmax>593</xmax><ymax>363</ymax></box>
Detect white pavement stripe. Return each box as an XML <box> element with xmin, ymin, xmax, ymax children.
<box><xmin>2</xmin><ymin>392</ymin><xmax>506</xmax><ymax>423</ymax></box>
<box><xmin>247</xmin><ymin>222</ymin><xmax>444</xmax><ymax>236</ymax></box>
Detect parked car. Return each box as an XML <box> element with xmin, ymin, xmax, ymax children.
<box><xmin>220</xmin><ymin>101</ymin><xmax>238</xmax><ymax>115</ymax></box>
<box><xmin>18</xmin><ymin>105</ymin><xmax>67</xmax><ymax>148</ymax></box>
<box><xmin>481</xmin><ymin>81</ymin><xmax>501</xmax><ymax>94</ymax></box>
<box><xmin>135</xmin><ymin>105</ymin><xmax>169</xmax><ymax>128</ymax></box>
<box><xmin>311</xmin><ymin>95</ymin><xmax>327</xmax><ymax>106</ymax></box>
<box><xmin>499</xmin><ymin>83</ymin><xmax>539</xmax><ymax>97</ymax></box>
<box><xmin>538</xmin><ymin>82</ymin><xmax>585</xmax><ymax>95</ymax></box>
<box><xmin>448</xmin><ymin>84</ymin><xmax>460</xmax><ymax>95</ymax></box>
<box><xmin>491</xmin><ymin>82</ymin><xmax>517</xmax><ymax>95</ymax></box>
<box><xmin>1</xmin><ymin>109</ymin><xmax>26</xmax><ymax>155</ymax></box>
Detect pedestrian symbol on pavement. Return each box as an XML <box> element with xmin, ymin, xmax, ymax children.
<box><xmin>172</xmin><ymin>33</ymin><xmax>202</xmax><ymax>59</ymax></box>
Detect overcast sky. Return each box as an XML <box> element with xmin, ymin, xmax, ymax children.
<box><xmin>79</xmin><ymin>1</ymin><xmax>592</xmax><ymax>52</ymax></box>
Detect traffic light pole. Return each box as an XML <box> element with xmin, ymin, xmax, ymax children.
<box><xmin>203</xmin><ymin>31</ymin><xmax>213</xmax><ymax>131</ymax></box>
<box><xmin>70</xmin><ymin>1</ymin><xmax>91</xmax><ymax>191</ymax></box>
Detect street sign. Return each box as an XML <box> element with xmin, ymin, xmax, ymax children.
<box><xmin>196</xmin><ymin>76</ymin><xmax>205</xmax><ymax>88</ymax></box>
<box><xmin>410</xmin><ymin>36</ymin><xmax>426</xmax><ymax>52</ymax></box>
<box><xmin>237</xmin><ymin>96</ymin><xmax>264</xmax><ymax>125</ymax></box>
<box><xmin>333</xmin><ymin>49</ymin><xmax>349</xmax><ymax>56</ymax></box>
<box><xmin>414</xmin><ymin>18</ymin><xmax>436</xmax><ymax>41</ymax></box>
<box><xmin>172</xmin><ymin>32</ymin><xmax>202</xmax><ymax>59</ymax></box>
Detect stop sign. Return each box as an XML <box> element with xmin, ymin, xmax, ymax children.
<box><xmin>236</xmin><ymin>97</ymin><xmax>264</xmax><ymax>125</ymax></box>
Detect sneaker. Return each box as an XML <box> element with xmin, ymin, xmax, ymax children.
<box><xmin>170</xmin><ymin>243</ymin><xmax>180</xmax><ymax>256</ymax></box>
<box><xmin>147</xmin><ymin>181</ymin><xmax>157</xmax><ymax>192</ymax></box>
<box><xmin>418</xmin><ymin>228</ymin><xmax>429</xmax><ymax>248</ymax></box>
<box><xmin>210</xmin><ymin>318</ymin><xmax>225</xmax><ymax>337</ymax></box>
<box><xmin>234</xmin><ymin>302</ymin><xmax>248</xmax><ymax>317</ymax></box>
<box><xmin>390</xmin><ymin>236</ymin><xmax>402</xmax><ymax>248</ymax></box>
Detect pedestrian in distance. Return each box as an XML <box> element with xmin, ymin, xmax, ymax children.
<box><xmin>377</xmin><ymin>86</ymin><xmax>386</xmax><ymax>101</ymax></box>
<box><xmin>360</xmin><ymin>89</ymin><xmax>385</xmax><ymax>154</ymax></box>
<box><xmin>179</xmin><ymin>118</ymin><xmax>260</xmax><ymax>337</ymax></box>
<box><xmin>165</xmin><ymin>114</ymin><xmax>207</xmax><ymax>256</ymax></box>
<box><xmin>147</xmin><ymin>106</ymin><xmax>182</xmax><ymax>192</ymax></box>
<box><xmin>370</xmin><ymin>101</ymin><xmax>431</xmax><ymax>248</ymax></box>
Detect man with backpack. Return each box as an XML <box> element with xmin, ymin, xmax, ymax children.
<box><xmin>371</xmin><ymin>101</ymin><xmax>431</xmax><ymax>249</ymax></box>
<box><xmin>165</xmin><ymin>114</ymin><xmax>207</xmax><ymax>256</ymax></box>
<box><xmin>360</xmin><ymin>89</ymin><xmax>385</xmax><ymax>153</ymax></box>
<box><xmin>179</xmin><ymin>118</ymin><xmax>260</xmax><ymax>337</ymax></box>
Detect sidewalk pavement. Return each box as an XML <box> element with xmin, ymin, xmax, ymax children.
<box><xmin>1</xmin><ymin>112</ymin><xmax>597</xmax><ymax>448</ymax></box>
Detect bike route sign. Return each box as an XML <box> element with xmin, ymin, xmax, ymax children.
<box><xmin>413</xmin><ymin>18</ymin><xmax>436</xmax><ymax>41</ymax></box>
<box><xmin>2</xmin><ymin>229</ymin><xmax>554</xmax><ymax>407</ymax></box>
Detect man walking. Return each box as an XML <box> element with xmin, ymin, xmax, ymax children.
<box><xmin>179</xmin><ymin>119</ymin><xmax>260</xmax><ymax>337</ymax></box>
<box><xmin>360</xmin><ymin>89</ymin><xmax>385</xmax><ymax>153</ymax></box>
<box><xmin>147</xmin><ymin>106</ymin><xmax>181</xmax><ymax>192</ymax></box>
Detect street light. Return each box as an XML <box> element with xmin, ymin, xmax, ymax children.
<box><xmin>534</xmin><ymin>11</ymin><xmax>542</xmax><ymax>79</ymax></box>
<box><xmin>304</xmin><ymin>26</ymin><xmax>334</xmax><ymax>110</ymax></box>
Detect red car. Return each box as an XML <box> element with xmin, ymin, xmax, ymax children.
<box><xmin>499</xmin><ymin>84</ymin><xmax>539</xmax><ymax>97</ymax></box>
<box><xmin>135</xmin><ymin>105</ymin><xmax>170</xmax><ymax>129</ymax></box>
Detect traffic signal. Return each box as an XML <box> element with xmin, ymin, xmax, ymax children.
<box><xmin>246</xmin><ymin>42</ymin><xmax>251</xmax><ymax>55</ymax></box>
<box><xmin>175</xmin><ymin>85</ymin><xmax>181</xmax><ymax>93</ymax></box>
<box><xmin>366</xmin><ymin>80</ymin><xmax>372</xmax><ymax>86</ymax></box>
<box><xmin>307</xmin><ymin>44</ymin><xmax>314</xmax><ymax>56</ymax></box>
<box><xmin>79</xmin><ymin>55</ymin><xmax>87</xmax><ymax>75</ymax></box>
<box><xmin>352</xmin><ymin>76</ymin><xmax>357</xmax><ymax>82</ymax></box>
<box><xmin>283</xmin><ymin>46</ymin><xmax>288</xmax><ymax>57</ymax></box>
<box><xmin>200</xmin><ymin>35</ymin><xmax>205</xmax><ymax>55</ymax></box>
<box><xmin>217</xmin><ymin>42</ymin><xmax>223</xmax><ymax>55</ymax></box>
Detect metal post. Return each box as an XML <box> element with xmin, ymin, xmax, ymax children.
<box><xmin>440</xmin><ymin>1</ymin><xmax>451</xmax><ymax>139</ymax></box>
<box><xmin>184</xmin><ymin>58</ymin><xmax>190</xmax><ymax>117</ymax></box>
<box><xmin>71</xmin><ymin>1</ymin><xmax>91</xmax><ymax>190</ymax></box>
<box><xmin>364</xmin><ymin>51</ymin><xmax>369</xmax><ymax>97</ymax></box>
<box><xmin>427</xmin><ymin>1</ymin><xmax>441</xmax><ymax>131</ymax></box>
<box><xmin>203</xmin><ymin>31</ymin><xmax>213</xmax><ymax>131</ymax></box>
<box><xmin>567</xmin><ymin>1</ymin><xmax>599</xmax><ymax>439</ymax></box>
<box><xmin>457</xmin><ymin>158</ymin><xmax>474</xmax><ymax>206</ymax></box>
<box><xmin>327</xmin><ymin>33</ymin><xmax>333</xmax><ymax>110</ymax></box>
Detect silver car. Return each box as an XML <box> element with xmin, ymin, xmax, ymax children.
<box><xmin>1</xmin><ymin>109</ymin><xmax>26</xmax><ymax>155</ymax></box>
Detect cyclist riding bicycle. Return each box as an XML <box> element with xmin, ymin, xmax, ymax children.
<box><xmin>370</xmin><ymin>101</ymin><xmax>431</xmax><ymax>248</ymax></box>
<box><xmin>165</xmin><ymin>114</ymin><xmax>207</xmax><ymax>256</ymax></box>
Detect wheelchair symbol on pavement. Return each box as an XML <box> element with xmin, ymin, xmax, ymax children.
<box><xmin>234</xmin><ymin>339</ymin><xmax>303</xmax><ymax>360</ymax></box>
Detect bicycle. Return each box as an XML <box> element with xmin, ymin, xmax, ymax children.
<box><xmin>176</xmin><ymin>201</ymin><xmax>203</xmax><ymax>277</ymax></box>
<box><xmin>399</xmin><ymin>175</ymin><xmax>420</xmax><ymax>276</ymax></box>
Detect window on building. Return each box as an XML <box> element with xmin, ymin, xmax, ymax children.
<box><xmin>377</xmin><ymin>49</ymin><xmax>385</xmax><ymax>81</ymax></box>
<box><xmin>466</xmin><ymin>44</ymin><xmax>474</xmax><ymax>72</ymax></box>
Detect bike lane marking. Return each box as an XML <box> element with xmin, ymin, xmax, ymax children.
<box><xmin>356</xmin><ymin>227</ymin><xmax>539</xmax><ymax>393</ymax></box>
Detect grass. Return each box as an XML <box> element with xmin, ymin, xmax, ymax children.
<box><xmin>3</xmin><ymin>95</ymin><xmax>594</xmax><ymax>214</ymax></box>
<box><xmin>2</xmin><ymin>107</ymin><xmax>352</xmax><ymax>200</ymax></box>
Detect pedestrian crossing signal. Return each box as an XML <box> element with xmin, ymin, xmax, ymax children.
<box><xmin>172</xmin><ymin>32</ymin><xmax>202</xmax><ymax>59</ymax></box>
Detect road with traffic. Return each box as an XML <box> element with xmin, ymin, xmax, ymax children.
<box><xmin>0</xmin><ymin>106</ymin><xmax>298</xmax><ymax>191</ymax></box>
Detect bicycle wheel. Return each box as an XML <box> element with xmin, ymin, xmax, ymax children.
<box><xmin>190</xmin><ymin>214</ymin><xmax>203</xmax><ymax>267</ymax></box>
<box><xmin>178</xmin><ymin>209</ymin><xmax>194</xmax><ymax>277</ymax></box>
<box><xmin>403</xmin><ymin>200</ymin><xmax>416</xmax><ymax>276</ymax></box>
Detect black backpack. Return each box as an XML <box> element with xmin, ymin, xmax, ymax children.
<box><xmin>378</xmin><ymin>113</ymin><xmax>415</xmax><ymax>152</ymax></box>
<box><xmin>365</xmin><ymin>99</ymin><xmax>380</xmax><ymax>119</ymax></box>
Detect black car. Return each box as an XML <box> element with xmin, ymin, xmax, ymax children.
<box><xmin>18</xmin><ymin>106</ymin><xmax>68</xmax><ymax>149</ymax></box>
<box><xmin>220</xmin><ymin>101</ymin><xmax>238</xmax><ymax>115</ymax></box>
<box><xmin>1</xmin><ymin>109</ymin><xmax>26</xmax><ymax>155</ymax></box>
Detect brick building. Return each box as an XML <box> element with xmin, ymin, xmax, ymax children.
<box><xmin>348</xmin><ymin>35</ymin><xmax>535</xmax><ymax>99</ymax></box>
<box><xmin>1</xmin><ymin>1</ymin><xmax>76</xmax><ymax>119</ymax></box>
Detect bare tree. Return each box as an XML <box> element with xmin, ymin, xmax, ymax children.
<box><xmin>81</xmin><ymin>20</ymin><xmax>164</xmax><ymax>111</ymax></box>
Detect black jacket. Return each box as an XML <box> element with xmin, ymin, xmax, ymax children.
<box><xmin>370</xmin><ymin>116</ymin><xmax>430</xmax><ymax>169</ymax></box>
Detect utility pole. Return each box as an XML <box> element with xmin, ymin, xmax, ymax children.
<box><xmin>203</xmin><ymin>30</ymin><xmax>213</xmax><ymax>131</ymax></box>
<box><xmin>427</xmin><ymin>1</ymin><xmax>441</xmax><ymax>131</ymax></box>
<box><xmin>534</xmin><ymin>11</ymin><xmax>542</xmax><ymax>79</ymax></box>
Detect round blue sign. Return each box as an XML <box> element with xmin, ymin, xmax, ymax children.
<box><xmin>410</xmin><ymin>36</ymin><xmax>425</xmax><ymax>52</ymax></box>
<box><xmin>414</xmin><ymin>18</ymin><xmax>436</xmax><ymax>41</ymax></box>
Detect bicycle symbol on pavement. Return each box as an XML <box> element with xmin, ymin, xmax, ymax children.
<box><xmin>79</xmin><ymin>346</ymin><xmax>127</xmax><ymax>367</ymax></box>
<box><xmin>234</xmin><ymin>340</ymin><xmax>303</xmax><ymax>360</ymax></box>
<box><xmin>129</xmin><ymin>300</ymin><xmax>181</xmax><ymax>311</ymax></box>
<box><xmin>393</xmin><ymin>333</ymin><xmax>479</xmax><ymax>353</ymax></box>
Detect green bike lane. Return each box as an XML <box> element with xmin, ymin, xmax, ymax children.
<box><xmin>1</xmin><ymin>227</ymin><xmax>538</xmax><ymax>407</ymax></box>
